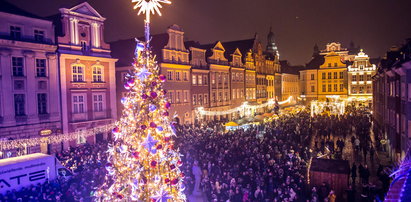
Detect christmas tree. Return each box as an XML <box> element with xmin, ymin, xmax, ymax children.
<box><xmin>96</xmin><ymin>0</ymin><xmax>186</xmax><ymax>201</ymax></box>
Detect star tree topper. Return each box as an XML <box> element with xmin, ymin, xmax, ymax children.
<box><xmin>132</xmin><ymin>0</ymin><xmax>171</xmax><ymax>23</ymax></box>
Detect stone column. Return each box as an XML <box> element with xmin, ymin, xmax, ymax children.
<box><xmin>0</xmin><ymin>49</ymin><xmax>13</xmax><ymax>125</ymax></box>
<box><xmin>23</xmin><ymin>50</ymin><xmax>36</xmax><ymax>122</ymax></box>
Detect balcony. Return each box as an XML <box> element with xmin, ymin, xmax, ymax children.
<box><xmin>0</xmin><ymin>34</ymin><xmax>54</xmax><ymax>45</ymax></box>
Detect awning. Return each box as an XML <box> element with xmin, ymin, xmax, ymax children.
<box><xmin>224</xmin><ymin>122</ymin><xmax>239</xmax><ymax>127</ymax></box>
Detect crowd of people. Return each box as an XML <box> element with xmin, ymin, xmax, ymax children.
<box><xmin>0</xmin><ymin>142</ymin><xmax>109</xmax><ymax>202</ymax></box>
<box><xmin>0</xmin><ymin>108</ymin><xmax>392</xmax><ymax>202</ymax></box>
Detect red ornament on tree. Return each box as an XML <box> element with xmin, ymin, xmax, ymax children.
<box><xmin>159</xmin><ymin>74</ymin><xmax>166</xmax><ymax>82</ymax></box>
<box><xmin>150</xmin><ymin>160</ymin><xmax>157</xmax><ymax>168</ymax></box>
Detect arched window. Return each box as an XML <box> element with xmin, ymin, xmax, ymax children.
<box><xmin>92</xmin><ymin>66</ymin><xmax>103</xmax><ymax>82</ymax></box>
<box><xmin>72</xmin><ymin>64</ymin><xmax>84</xmax><ymax>82</ymax></box>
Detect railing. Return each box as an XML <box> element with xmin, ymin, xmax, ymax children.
<box><xmin>0</xmin><ymin>34</ymin><xmax>54</xmax><ymax>45</ymax></box>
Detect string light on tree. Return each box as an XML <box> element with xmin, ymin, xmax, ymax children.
<box><xmin>96</xmin><ymin>0</ymin><xmax>185</xmax><ymax>201</ymax></box>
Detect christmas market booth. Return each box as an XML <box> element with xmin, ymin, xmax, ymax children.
<box><xmin>309</xmin><ymin>158</ymin><xmax>350</xmax><ymax>201</ymax></box>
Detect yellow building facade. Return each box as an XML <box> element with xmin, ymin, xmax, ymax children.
<box><xmin>317</xmin><ymin>52</ymin><xmax>348</xmax><ymax>101</ymax></box>
<box><xmin>347</xmin><ymin>50</ymin><xmax>376</xmax><ymax>107</ymax></box>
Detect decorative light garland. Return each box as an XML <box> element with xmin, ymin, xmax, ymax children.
<box><xmin>310</xmin><ymin>99</ymin><xmax>345</xmax><ymax>117</ymax></box>
<box><xmin>196</xmin><ymin>96</ymin><xmax>293</xmax><ymax>116</ymax></box>
<box><xmin>0</xmin><ymin>124</ymin><xmax>114</xmax><ymax>151</ymax></box>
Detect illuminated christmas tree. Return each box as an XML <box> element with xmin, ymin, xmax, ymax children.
<box><xmin>96</xmin><ymin>0</ymin><xmax>186</xmax><ymax>201</ymax></box>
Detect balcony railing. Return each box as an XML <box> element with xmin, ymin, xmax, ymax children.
<box><xmin>0</xmin><ymin>34</ymin><xmax>54</xmax><ymax>45</ymax></box>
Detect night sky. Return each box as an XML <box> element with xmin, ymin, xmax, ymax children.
<box><xmin>8</xmin><ymin>0</ymin><xmax>411</xmax><ymax>65</ymax></box>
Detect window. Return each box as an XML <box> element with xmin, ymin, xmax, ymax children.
<box><xmin>14</xmin><ymin>94</ymin><xmax>25</xmax><ymax>116</ymax></box>
<box><xmin>204</xmin><ymin>75</ymin><xmax>208</xmax><ymax>85</ymax></box>
<box><xmin>37</xmin><ymin>93</ymin><xmax>47</xmax><ymax>114</ymax></box>
<box><xmin>93</xmin><ymin>66</ymin><xmax>103</xmax><ymax>82</ymax></box>
<box><xmin>192</xmin><ymin>75</ymin><xmax>197</xmax><ymax>85</ymax></box>
<box><xmin>340</xmin><ymin>84</ymin><xmax>344</xmax><ymax>92</ymax></box>
<box><xmin>176</xmin><ymin>91</ymin><xmax>181</xmax><ymax>103</ymax></box>
<box><xmin>175</xmin><ymin>71</ymin><xmax>181</xmax><ymax>81</ymax></box>
<box><xmin>328</xmin><ymin>84</ymin><xmax>331</xmax><ymax>92</ymax></box>
<box><xmin>212</xmin><ymin>73</ymin><xmax>215</xmax><ymax>84</ymax></box>
<box><xmin>204</xmin><ymin>94</ymin><xmax>208</xmax><ymax>104</ymax></box>
<box><xmin>334</xmin><ymin>63</ymin><xmax>337</xmax><ymax>67</ymax></box>
<box><xmin>328</xmin><ymin>63</ymin><xmax>331</xmax><ymax>67</ymax></box>
<box><xmin>167</xmin><ymin>71</ymin><xmax>173</xmax><ymax>81</ymax></box>
<box><xmin>218</xmin><ymin>73</ymin><xmax>222</xmax><ymax>84</ymax></box>
<box><xmin>12</xmin><ymin>57</ymin><xmax>24</xmax><ymax>76</ymax></box>
<box><xmin>36</xmin><ymin>59</ymin><xmax>46</xmax><ymax>77</ymax></box>
<box><xmin>366</xmin><ymin>74</ymin><xmax>371</xmax><ymax>81</ymax></box>
<box><xmin>212</xmin><ymin>93</ymin><xmax>216</xmax><ymax>103</ymax></box>
<box><xmin>352</xmin><ymin>75</ymin><xmax>357</xmax><ymax>81</ymax></box>
<box><xmin>72</xmin><ymin>65</ymin><xmax>84</xmax><ymax>82</ymax></box>
<box><xmin>224</xmin><ymin>92</ymin><xmax>228</xmax><ymax>101</ymax></box>
<box><xmin>237</xmin><ymin>89</ymin><xmax>240</xmax><ymax>99</ymax></box>
<box><xmin>352</xmin><ymin>87</ymin><xmax>357</xmax><ymax>93</ymax></box>
<box><xmin>240</xmin><ymin>90</ymin><xmax>243</xmax><ymax>98</ymax></box>
<box><xmin>169</xmin><ymin>91</ymin><xmax>174</xmax><ymax>103</ymax></box>
<box><xmin>198</xmin><ymin>75</ymin><xmax>203</xmax><ymax>85</ymax></box>
<box><xmin>81</xmin><ymin>41</ymin><xmax>87</xmax><ymax>52</ymax></box>
<box><xmin>359</xmin><ymin>75</ymin><xmax>364</xmax><ymax>81</ymax></box>
<box><xmin>73</xmin><ymin>95</ymin><xmax>85</xmax><ymax>114</ymax></box>
<box><xmin>311</xmin><ymin>86</ymin><xmax>315</xmax><ymax>92</ymax></box>
<box><xmin>183</xmin><ymin>71</ymin><xmax>188</xmax><ymax>81</ymax></box>
<box><xmin>322</xmin><ymin>73</ymin><xmax>326</xmax><ymax>79</ymax></box>
<box><xmin>311</xmin><ymin>74</ymin><xmax>315</xmax><ymax>80</ymax></box>
<box><xmin>359</xmin><ymin>86</ymin><xmax>364</xmax><ymax>93</ymax></box>
<box><xmin>193</xmin><ymin>94</ymin><xmax>197</xmax><ymax>105</ymax></box>
<box><xmin>34</xmin><ymin>30</ymin><xmax>44</xmax><ymax>42</ymax></box>
<box><xmin>339</xmin><ymin>72</ymin><xmax>344</xmax><ymax>79</ymax></box>
<box><xmin>198</xmin><ymin>95</ymin><xmax>203</xmax><ymax>105</ymax></box>
<box><xmin>334</xmin><ymin>84</ymin><xmax>337</xmax><ymax>92</ymax></box>
<box><xmin>232</xmin><ymin>89</ymin><xmax>236</xmax><ymax>99</ymax></box>
<box><xmin>184</xmin><ymin>91</ymin><xmax>188</xmax><ymax>103</ymax></box>
<box><xmin>219</xmin><ymin>92</ymin><xmax>222</xmax><ymax>102</ymax></box>
<box><xmin>93</xmin><ymin>94</ymin><xmax>104</xmax><ymax>112</ymax></box>
<box><xmin>328</xmin><ymin>72</ymin><xmax>332</xmax><ymax>79</ymax></box>
<box><xmin>333</xmin><ymin>72</ymin><xmax>337</xmax><ymax>79</ymax></box>
<box><xmin>10</xmin><ymin>26</ymin><xmax>21</xmax><ymax>39</ymax></box>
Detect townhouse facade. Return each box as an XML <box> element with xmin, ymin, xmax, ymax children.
<box><xmin>54</xmin><ymin>3</ymin><xmax>117</xmax><ymax>146</ymax></box>
<box><xmin>373</xmin><ymin>40</ymin><xmax>411</xmax><ymax>161</ymax></box>
<box><xmin>0</xmin><ymin>2</ymin><xmax>61</xmax><ymax>155</ymax></box>
<box><xmin>113</xmin><ymin>25</ymin><xmax>281</xmax><ymax>124</ymax></box>
<box><xmin>0</xmin><ymin>2</ymin><xmax>117</xmax><ymax>156</ymax></box>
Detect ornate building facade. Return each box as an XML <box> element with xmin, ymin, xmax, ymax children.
<box><xmin>113</xmin><ymin>26</ymin><xmax>281</xmax><ymax>124</ymax></box>
<box><xmin>0</xmin><ymin>1</ymin><xmax>61</xmax><ymax>155</ymax></box>
<box><xmin>55</xmin><ymin>2</ymin><xmax>117</xmax><ymax>146</ymax></box>
<box><xmin>347</xmin><ymin>50</ymin><xmax>376</xmax><ymax>107</ymax></box>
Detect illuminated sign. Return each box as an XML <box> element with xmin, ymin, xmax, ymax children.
<box><xmin>39</xmin><ymin>129</ymin><xmax>52</xmax><ymax>136</ymax></box>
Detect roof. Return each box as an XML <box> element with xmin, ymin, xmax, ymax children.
<box><xmin>0</xmin><ymin>153</ymin><xmax>52</xmax><ymax>167</ymax></box>
<box><xmin>221</xmin><ymin>39</ymin><xmax>255</xmax><ymax>61</ymax></box>
<box><xmin>280</xmin><ymin>60</ymin><xmax>304</xmax><ymax>75</ymax></box>
<box><xmin>110</xmin><ymin>33</ymin><xmax>169</xmax><ymax>67</ymax></box>
<box><xmin>0</xmin><ymin>0</ymin><xmax>44</xmax><ymax>20</ymax></box>
<box><xmin>305</xmin><ymin>54</ymin><xmax>325</xmax><ymax>70</ymax></box>
<box><xmin>310</xmin><ymin>158</ymin><xmax>350</xmax><ymax>174</ymax></box>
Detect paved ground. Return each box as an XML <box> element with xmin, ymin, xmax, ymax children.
<box><xmin>188</xmin><ymin>192</ymin><xmax>208</xmax><ymax>202</ymax></box>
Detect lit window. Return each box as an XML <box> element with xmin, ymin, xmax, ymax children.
<box><xmin>93</xmin><ymin>94</ymin><xmax>104</xmax><ymax>112</ymax></box>
<box><xmin>73</xmin><ymin>95</ymin><xmax>85</xmax><ymax>114</ymax></box>
<box><xmin>167</xmin><ymin>71</ymin><xmax>173</xmax><ymax>81</ymax></box>
<box><xmin>192</xmin><ymin>75</ymin><xmax>197</xmax><ymax>85</ymax></box>
<box><xmin>198</xmin><ymin>75</ymin><xmax>203</xmax><ymax>85</ymax></box>
<box><xmin>193</xmin><ymin>94</ymin><xmax>197</xmax><ymax>105</ymax></box>
<box><xmin>72</xmin><ymin>65</ymin><xmax>84</xmax><ymax>82</ymax></box>
<box><xmin>93</xmin><ymin>66</ymin><xmax>103</xmax><ymax>82</ymax></box>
